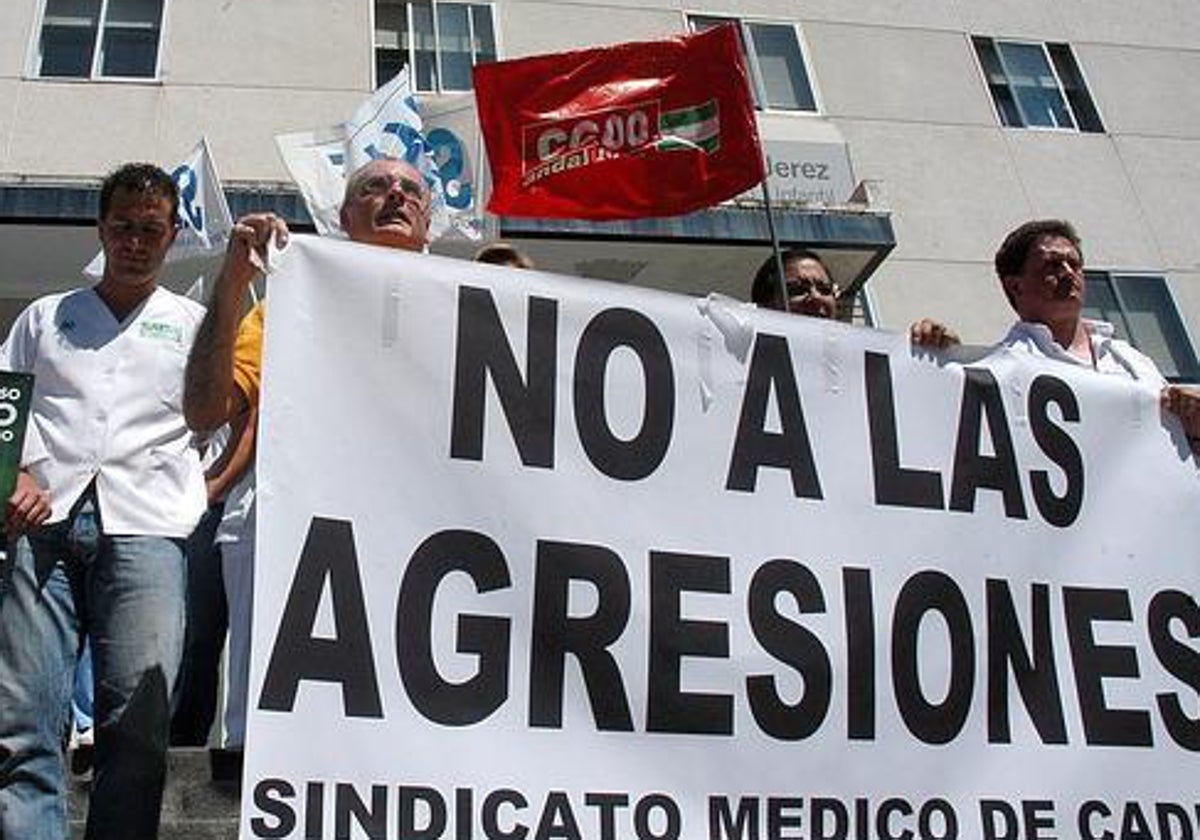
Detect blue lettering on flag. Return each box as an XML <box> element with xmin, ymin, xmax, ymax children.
<box><xmin>375</xmin><ymin>122</ymin><xmax>428</xmax><ymax>164</ymax></box>
<box><xmin>172</xmin><ymin>164</ymin><xmax>205</xmax><ymax>233</ymax></box>
<box><xmin>428</xmin><ymin>128</ymin><xmax>472</xmax><ymax>210</ymax></box>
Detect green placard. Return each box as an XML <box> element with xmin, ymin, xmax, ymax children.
<box><xmin>0</xmin><ymin>370</ymin><xmax>35</xmax><ymax>509</ymax></box>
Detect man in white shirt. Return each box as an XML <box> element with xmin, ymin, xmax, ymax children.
<box><xmin>0</xmin><ymin>163</ymin><xmax>207</xmax><ymax>840</ymax></box>
<box><xmin>992</xmin><ymin>219</ymin><xmax>1200</xmax><ymax>449</ymax></box>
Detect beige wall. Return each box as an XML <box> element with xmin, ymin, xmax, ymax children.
<box><xmin>0</xmin><ymin>0</ymin><xmax>374</xmax><ymax>181</ymax></box>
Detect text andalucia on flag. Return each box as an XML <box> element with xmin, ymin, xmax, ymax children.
<box><xmin>473</xmin><ymin>24</ymin><xmax>766</xmax><ymax>220</ymax></box>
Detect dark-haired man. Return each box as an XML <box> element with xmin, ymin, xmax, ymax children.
<box><xmin>752</xmin><ymin>248</ymin><xmax>962</xmax><ymax>348</ymax></box>
<box><xmin>0</xmin><ymin>163</ymin><xmax>207</xmax><ymax>839</ymax></box>
<box><xmin>993</xmin><ymin>219</ymin><xmax>1200</xmax><ymax>448</ymax></box>
<box><xmin>751</xmin><ymin>248</ymin><xmax>840</xmax><ymax>320</ymax></box>
<box><xmin>475</xmin><ymin>241</ymin><xmax>535</xmax><ymax>269</ymax></box>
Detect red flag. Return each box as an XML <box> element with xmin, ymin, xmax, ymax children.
<box><xmin>473</xmin><ymin>25</ymin><xmax>766</xmax><ymax>220</ymax></box>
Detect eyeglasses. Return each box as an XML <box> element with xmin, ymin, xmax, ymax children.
<box><xmin>786</xmin><ymin>276</ymin><xmax>837</xmax><ymax>298</ymax></box>
<box><xmin>103</xmin><ymin>220</ymin><xmax>175</xmax><ymax>241</ymax></box>
<box><xmin>356</xmin><ymin>172</ymin><xmax>428</xmax><ymax>204</ymax></box>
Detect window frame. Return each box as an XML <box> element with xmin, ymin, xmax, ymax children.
<box><xmin>971</xmin><ymin>35</ymin><xmax>1104</xmax><ymax>133</ymax></box>
<box><xmin>1082</xmin><ymin>271</ymin><xmax>1200</xmax><ymax>384</ymax></box>
<box><xmin>30</xmin><ymin>0</ymin><xmax>168</xmax><ymax>82</ymax></box>
<box><xmin>853</xmin><ymin>285</ymin><xmax>877</xmax><ymax>328</ymax></box>
<box><xmin>371</xmin><ymin>0</ymin><xmax>498</xmax><ymax>94</ymax></box>
<box><xmin>684</xmin><ymin>11</ymin><xmax>822</xmax><ymax>115</ymax></box>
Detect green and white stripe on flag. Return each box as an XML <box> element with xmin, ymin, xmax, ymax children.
<box><xmin>657</xmin><ymin>99</ymin><xmax>720</xmax><ymax>154</ymax></box>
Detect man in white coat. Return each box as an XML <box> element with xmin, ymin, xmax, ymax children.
<box><xmin>0</xmin><ymin>163</ymin><xmax>207</xmax><ymax>840</ymax></box>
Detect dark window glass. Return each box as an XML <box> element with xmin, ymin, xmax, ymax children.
<box><xmin>412</xmin><ymin>1</ymin><xmax>438</xmax><ymax>91</ymax></box>
<box><xmin>38</xmin><ymin>0</ymin><xmax>162</xmax><ymax>79</ymax></box>
<box><xmin>973</xmin><ymin>36</ymin><xmax>1103</xmax><ymax>133</ymax></box>
<box><xmin>374</xmin><ymin>0</ymin><xmax>408</xmax><ymax>86</ymax></box>
<box><xmin>437</xmin><ymin>3</ymin><xmax>472</xmax><ymax>91</ymax></box>
<box><xmin>40</xmin><ymin>24</ymin><xmax>97</xmax><ymax>76</ymax></box>
<box><xmin>1084</xmin><ymin>273</ymin><xmax>1199</xmax><ymax>383</ymax></box>
<box><xmin>995</xmin><ymin>41</ymin><xmax>1073</xmax><ymax>129</ymax></box>
<box><xmin>376</xmin><ymin>48</ymin><xmax>407</xmax><ymax>87</ymax></box>
<box><xmin>1047</xmin><ymin>43</ymin><xmax>1104</xmax><ymax>133</ymax></box>
<box><xmin>38</xmin><ymin>0</ymin><xmax>100</xmax><ymax>77</ymax></box>
<box><xmin>972</xmin><ymin>37</ymin><xmax>1020</xmax><ymax>127</ymax></box>
<box><xmin>747</xmin><ymin>22</ymin><xmax>816</xmax><ymax>111</ymax></box>
<box><xmin>100</xmin><ymin>22</ymin><xmax>159</xmax><ymax>77</ymax></box>
<box><xmin>471</xmin><ymin>4</ymin><xmax>495</xmax><ymax>66</ymax></box>
<box><xmin>375</xmin><ymin>1</ymin><xmax>494</xmax><ymax>92</ymax></box>
<box><xmin>1081</xmin><ymin>274</ymin><xmax>1129</xmax><ymax>336</ymax></box>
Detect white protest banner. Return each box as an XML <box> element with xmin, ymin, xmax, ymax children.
<box><xmin>245</xmin><ymin>235</ymin><xmax>1200</xmax><ymax>840</ymax></box>
<box><xmin>85</xmin><ymin>137</ymin><xmax>233</xmax><ymax>276</ymax></box>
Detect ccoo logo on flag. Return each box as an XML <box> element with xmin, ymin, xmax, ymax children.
<box><xmin>519</xmin><ymin>99</ymin><xmax>720</xmax><ymax>189</ymax></box>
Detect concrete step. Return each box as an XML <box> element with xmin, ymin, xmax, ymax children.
<box><xmin>70</xmin><ymin>821</ymin><xmax>239</xmax><ymax>840</ymax></box>
<box><xmin>69</xmin><ymin>747</ymin><xmax>242</xmax><ymax>839</ymax></box>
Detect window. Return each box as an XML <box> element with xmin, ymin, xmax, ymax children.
<box><xmin>972</xmin><ymin>37</ymin><xmax>1103</xmax><ymax>132</ymax></box>
<box><xmin>35</xmin><ymin>0</ymin><xmax>165</xmax><ymax>79</ymax></box>
<box><xmin>374</xmin><ymin>0</ymin><xmax>496</xmax><ymax>93</ymax></box>
<box><xmin>1082</xmin><ymin>273</ymin><xmax>1199</xmax><ymax>383</ymax></box>
<box><xmin>688</xmin><ymin>16</ymin><xmax>817</xmax><ymax>112</ymax></box>
<box><xmin>850</xmin><ymin>288</ymin><xmax>876</xmax><ymax>328</ymax></box>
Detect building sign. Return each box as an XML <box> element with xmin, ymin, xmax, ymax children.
<box><xmin>741</xmin><ymin>139</ymin><xmax>855</xmax><ymax>206</ymax></box>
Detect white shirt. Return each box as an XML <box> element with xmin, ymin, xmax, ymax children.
<box><xmin>215</xmin><ymin>466</ymin><xmax>255</xmax><ymax>547</ymax></box>
<box><xmin>0</xmin><ymin>286</ymin><xmax>207</xmax><ymax>537</ymax></box>
<box><xmin>998</xmin><ymin>319</ymin><xmax>1167</xmax><ymax>388</ymax></box>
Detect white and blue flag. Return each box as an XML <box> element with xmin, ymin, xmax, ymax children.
<box><xmin>275</xmin><ymin>67</ymin><xmax>487</xmax><ymax>242</ymax></box>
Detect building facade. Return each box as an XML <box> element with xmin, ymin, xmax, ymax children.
<box><xmin>2</xmin><ymin>0</ymin><xmax>1198</xmax><ymax>381</ymax></box>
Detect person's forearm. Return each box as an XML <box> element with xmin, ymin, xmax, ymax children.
<box><xmin>204</xmin><ymin>406</ymin><xmax>257</xmax><ymax>502</ymax></box>
<box><xmin>184</xmin><ymin>271</ymin><xmax>247</xmax><ymax>431</ymax></box>
<box><xmin>186</xmin><ymin>212</ymin><xmax>284</xmax><ymax>431</ymax></box>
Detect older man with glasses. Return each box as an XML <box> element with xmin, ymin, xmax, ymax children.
<box><xmin>179</xmin><ymin>157</ymin><xmax>433</xmax><ymax>763</ymax></box>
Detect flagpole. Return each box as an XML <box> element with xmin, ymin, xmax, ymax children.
<box><xmin>758</xmin><ymin>176</ymin><xmax>790</xmax><ymax>311</ymax></box>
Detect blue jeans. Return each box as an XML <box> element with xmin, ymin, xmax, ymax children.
<box><xmin>0</xmin><ymin>498</ymin><xmax>186</xmax><ymax>840</ymax></box>
<box><xmin>73</xmin><ymin>641</ymin><xmax>94</xmax><ymax>733</ymax></box>
<box><xmin>170</xmin><ymin>502</ymin><xmax>227</xmax><ymax>747</ymax></box>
